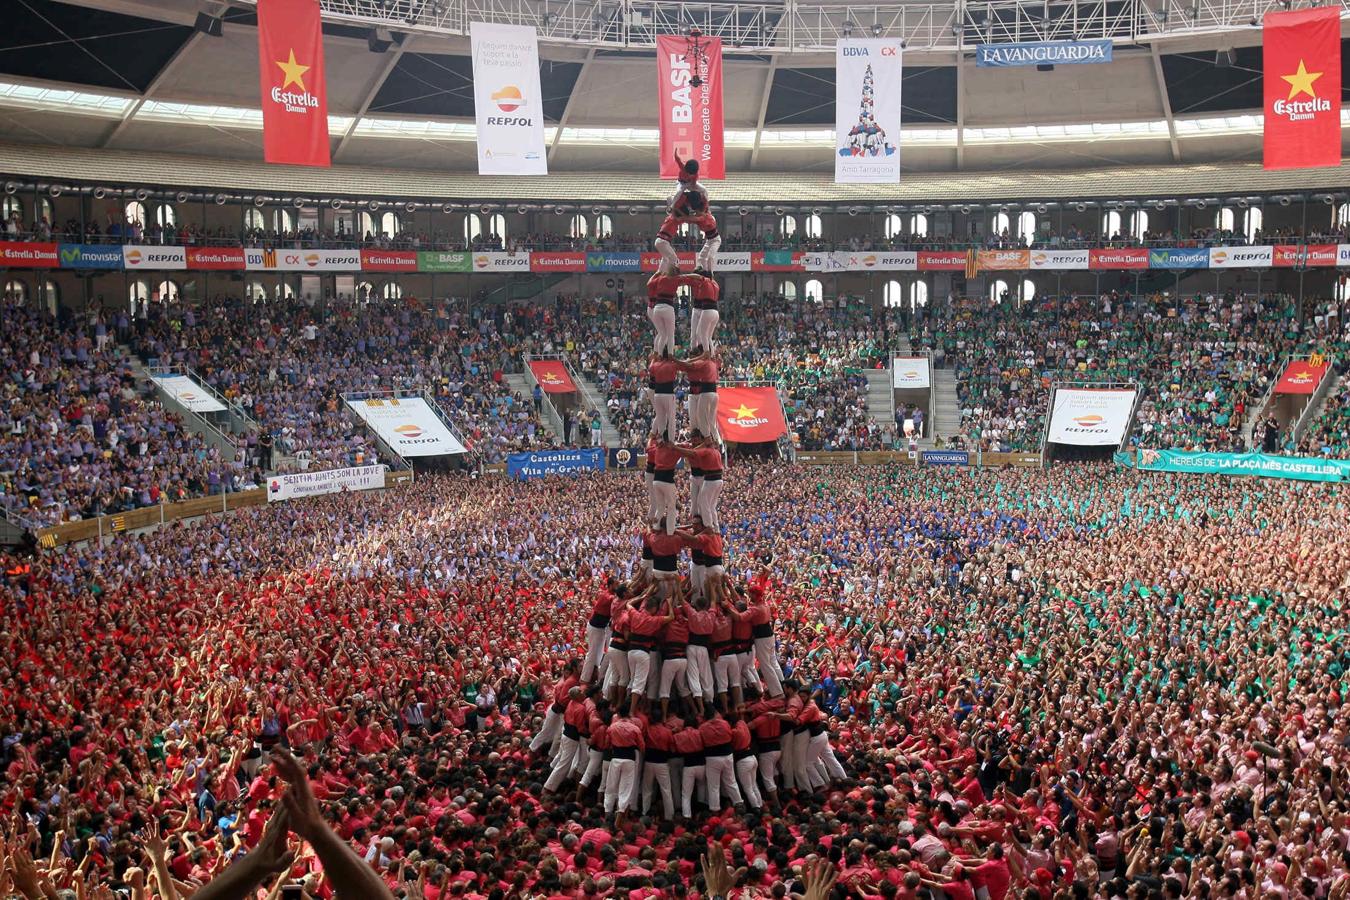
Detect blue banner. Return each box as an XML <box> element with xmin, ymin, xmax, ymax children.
<box><xmin>58</xmin><ymin>243</ymin><xmax>125</xmax><ymax>269</ymax></box>
<box><xmin>1116</xmin><ymin>449</ymin><xmax>1350</xmax><ymax>483</ymax></box>
<box><xmin>585</xmin><ymin>252</ymin><xmax>641</xmax><ymax>273</ymax></box>
<box><xmin>922</xmin><ymin>450</ymin><xmax>970</xmax><ymax>466</ymax></box>
<box><xmin>507</xmin><ymin>448</ymin><xmax>605</xmax><ymax>479</ymax></box>
<box><xmin>975</xmin><ymin>39</ymin><xmax>1113</xmax><ymax>67</ymax></box>
<box><xmin>607</xmin><ymin>447</ymin><xmax>641</xmax><ymax>469</ymax></box>
<box><xmin>1148</xmin><ymin>248</ymin><xmax>1210</xmax><ymax>269</ymax></box>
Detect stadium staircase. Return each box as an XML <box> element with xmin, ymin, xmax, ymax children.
<box><xmin>122</xmin><ymin>352</ymin><xmax>256</xmax><ymax>460</ymax></box>
<box><xmin>930</xmin><ymin>369</ymin><xmax>962</xmax><ymax>448</ymax></box>
<box><xmin>863</xmin><ymin>369</ymin><xmax>895</xmax><ymax>433</ymax></box>
<box><xmin>482</xmin><ymin>273</ymin><xmax>570</xmax><ymax>305</ymax></box>
<box><xmin>573</xmin><ymin>374</ymin><xmax>622</xmax><ymax>447</ymax></box>
<box><xmin>504</xmin><ymin>371</ymin><xmax>565</xmax><ymax>444</ymax></box>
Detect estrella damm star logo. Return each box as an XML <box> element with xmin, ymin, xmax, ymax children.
<box><xmin>1281</xmin><ymin>59</ymin><xmax>1322</xmax><ymax>100</ymax></box>
<box><xmin>732</xmin><ymin>404</ymin><xmax>758</xmax><ymax>419</ymax></box>
<box><xmin>276</xmin><ymin>49</ymin><xmax>311</xmax><ymax>91</ymax></box>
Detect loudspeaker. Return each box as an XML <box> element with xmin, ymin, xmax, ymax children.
<box><xmin>194</xmin><ymin>11</ymin><xmax>224</xmax><ymax>37</ymax></box>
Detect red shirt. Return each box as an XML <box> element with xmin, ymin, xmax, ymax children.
<box><xmin>649</xmin><ymin>443</ymin><xmax>680</xmax><ymax>472</ymax></box>
<box><xmin>692</xmin><ymin>446</ymin><xmax>722</xmax><ymax>474</ymax></box>
<box><xmin>609</xmin><ymin>718</ymin><xmax>646</xmax><ymax>750</ymax></box>
<box><xmin>672</xmin><ymin>726</ymin><xmax>705</xmax><ymax>755</ymax></box>
<box><xmin>649</xmin><ymin>357</ymin><xmax>679</xmax><ymax>388</ymax></box>
<box><xmin>647</xmin><ymin>275</ymin><xmax>679</xmax><ymax>305</ymax></box>
<box><xmin>698</xmin><ymin>717</ymin><xmax>733</xmax><ymax>749</ymax></box>
<box><xmin>686</xmin><ymin>358</ymin><xmax>718</xmax><ymax>385</ymax></box>
<box><xmin>647</xmin><ymin>532</ymin><xmax>684</xmax><ymax>558</ymax></box>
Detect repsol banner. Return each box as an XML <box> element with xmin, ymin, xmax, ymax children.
<box><xmin>507</xmin><ymin>448</ymin><xmax>605</xmax><ymax>479</ymax></box>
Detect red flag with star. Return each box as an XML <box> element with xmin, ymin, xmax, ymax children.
<box><xmin>715</xmin><ymin>386</ymin><xmax>788</xmax><ymax>443</ymax></box>
<box><xmin>257</xmin><ymin>0</ymin><xmax>331</xmax><ymax>166</ymax></box>
<box><xmin>1262</xmin><ymin>8</ymin><xmax>1340</xmax><ymax>170</ymax></box>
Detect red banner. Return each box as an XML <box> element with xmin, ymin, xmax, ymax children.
<box><xmin>656</xmin><ymin>34</ymin><xmax>725</xmax><ymax>180</ymax></box>
<box><xmin>917</xmin><ymin>250</ymin><xmax>967</xmax><ymax>272</ymax></box>
<box><xmin>530</xmin><ymin>252</ymin><xmax>587</xmax><ymax>273</ymax></box>
<box><xmin>1263</xmin><ymin>8</ymin><xmax>1341</xmax><ymax>170</ymax></box>
<box><xmin>717</xmin><ymin>386</ymin><xmax>787</xmax><ymax>443</ymax></box>
<box><xmin>1273</xmin><ymin>244</ymin><xmax>1338</xmax><ymax>267</ymax></box>
<box><xmin>528</xmin><ymin>360</ymin><xmax>576</xmax><ymax>393</ymax></box>
<box><xmin>1275</xmin><ymin>358</ymin><xmax>1328</xmax><ymax>394</ymax></box>
<box><xmin>360</xmin><ymin>250</ymin><xmax>418</xmax><ymax>272</ymax></box>
<box><xmin>258</xmin><ymin>0</ymin><xmax>330</xmax><ymax>167</ymax></box>
<box><xmin>1089</xmin><ymin>248</ymin><xmax>1149</xmax><ymax>270</ymax></box>
<box><xmin>187</xmin><ymin>247</ymin><xmax>246</xmax><ymax>270</ymax></box>
<box><xmin>640</xmin><ymin>251</ymin><xmax>697</xmax><ymax>272</ymax></box>
<box><xmin>0</xmin><ymin>241</ymin><xmax>58</xmax><ymax>268</ymax></box>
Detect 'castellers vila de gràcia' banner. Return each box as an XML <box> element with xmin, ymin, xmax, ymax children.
<box><xmin>656</xmin><ymin>35</ymin><xmax>725</xmax><ymax>180</ymax></box>
<box><xmin>256</xmin><ymin>0</ymin><xmax>330</xmax><ymax>167</ymax></box>
<box><xmin>835</xmin><ymin>39</ymin><xmax>902</xmax><ymax>184</ymax></box>
<box><xmin>470</xmin><ymin>22</ymin><xmax>548</xmax><ymax>176</ymax></box>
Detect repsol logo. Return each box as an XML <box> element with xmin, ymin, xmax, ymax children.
<box><xmin>485</xmin><ymin>116</ymin><xmax>533</xmax><ymax>126</ymax></box>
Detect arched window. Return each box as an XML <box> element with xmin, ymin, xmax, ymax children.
<box><xmin>2</xmin><ymin>196</ymin><xmax>22</xmax><ymax>222</ymax></box>
<box><xmin>910</xmin><ymin>281</ymin><xmax>929</xmax><ymax>307</ymax></box>
<box><xmin>273</xmin><ymin>209</ymin><xmax>294</xmax><ymax>233</ymax></box>
<box><xmin>244</xmin><ymin>281</ymin><xmax>268</xmax><ymax>302</ymax></box>
<box><xmin>1017</xmin><ymin>211</ymin><xmax>1036</xmax><ymax>243</ymax></box>
<box><xmin>1021</xmin><ymin>279</ymin><xmax>1036</xmax><ymax>305</ymax></box>
<box><xmin>991</xmin><ymin>212</ymin><xmax>1010</xmax><ymax>236</ymax></box>
<box><xmin>679</xmin><ymin>221</ymin><xmax>699</xmax><ymax>239</ymax></box>
<box><xmin>804</xmin><ymin>279</ymin><xmax>823</xmax><ymax>304</ymax></box>
<box><xmin>128</xmin><ymin>279</ymin><xmax>151</xmax><ymax>312</ymax></box>
<box><xmin>1101</xmin><ymin>210</ymin><xmax>1122</xmax><ymax>239</ymax></box>
<box><xmin>908</xmin><ymin>213</ymin><xmax>929</xmax><ymax>238</ymax></box>
<box><xmin>125</xmin><ymin>200</ymin><xmax>147</xmax><ymax>227</ymax></box>
<box><xmin>593</xmin><ymin>214</ymin><xmax>613</xmax><ymax>239</ymax></box>
<box><xmin>356</xmin><ymin>281</ymin><xmax>376</xmax><ymax>302</ymax></box>
<box><xmin>1215</xmin><ymin>207</ymin><xmax>1235</xmax><ymax>233</ymax></box>
<box><xmin>780</xmin><ymin>281</ymin><xmax>798</xmax><ymax>300</ymax></box>
<box><xmin>488</xmin><ymin>213</ymin><xmax>506</xmax><ymax>242</ymax></box>
<box><xmin>884</xmin><ymin>214</ymin><xmax>903</xmax><ymax>239</ymax></box>
<box><xmin>357</xmin><ymin>211</ymin><xmax>377</xmax><ymax>236</ymax></box>
<box><xmin>676</xmin><ymin>283</ymin><xmax>692</xmax><ymax>304</ymax></box>
<box><xmin>38</xmin><ymin>279</ymin><xmax>58</xmax><ymax>315</ymax></box>
<box><xmin>804</xmin><ymin>214</ymin><xmax>823</xmax><ymax>239</ymax></box>
<box><xmin>1337</xmin><ymin>202</ymin><xmax>1350</xmax><ymax>229</ymax></box>
<box><xmin>275</xmin><ymin>280</ymin><xmax>296</xmax><ymax>300</ymax></box>
<box><xmin>157</xmin><ymin>280</ymin><xmax>180</xmax><ymax>302</ymax></box>
<box><xmin>569</xmin><ymin>213</ymin><xmax>588</xmax><ymax>240</ymax></box>
<box><xmin>779</xmin><ymin>215</ymin><xmax>797</xmax><ymax>237</ymax></box>
<box><xmin>990</xmin><ymin>279</ymin><xmax>1010</xmax><ymax>304</ymax></box>
<box><xmin>463</xmin><ymin>213</ymin><xmax>482</xmax><ymax>245</ymax></box>
<box><xmin>382</xmin><ymin>282</ymin><xmax>403</xmax><ymax>300</ymax></box>
<box><xmin>156</xmin><ymin>204</ymin><xmax>176</xmax><ymax>228</ymax></box>
<box><xmin>883</xmin><ymin>280</ymin><xmax>904</xmax><ymax>308</ymax></box>
<box><xmin>1130</xmin><ymin>210</ymin><xmax>1149</xmax><ymax>242</ymax></box>
<box><xmin>1337</xmin><ymin>277</ymin><xmax>1350</xmax><ymax>303</ymax></box>
<box><xmin>4</xmin><ymin>278</ymin><xmax>27</xmax><ymax>302</ymax></box>
<box><xmin>1244</xmin><ymin>207</ymin><xmax>1263</xmax><ymax>244</ymax></box>
<box><xmin>379</xmin><ymin>211</ymin><xmax>401</xmax><ymax>237</ymax></box>
<box><xmin>38</xmin><ymin>197</ymin><xmax>52</xmax><ymax>224</ymax></box>
<box><xmin>244</xmin><ymin>208</ymin><xmax>265</xmax><ymax>232</ymax></box>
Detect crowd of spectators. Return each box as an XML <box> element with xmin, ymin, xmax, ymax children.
<box><xmin>2</xmin><ymin>461</ymin><xmax>1349</xmax><ymax>897</ymax></box>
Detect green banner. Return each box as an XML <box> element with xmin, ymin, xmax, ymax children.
<box><xmin>1115</xmin><ymin>449</ymin><xmax>1350</xmax><ymax>483</ymax></box>
<box><xmin>417</xmin><ymin>251</ymin><xmax>471</xmax><ymax>273</ymax></box>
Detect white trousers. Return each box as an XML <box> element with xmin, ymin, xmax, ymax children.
<box><xmin>659</xmin><ymin>657</ymin><xmax>689</xmax><ymax>700</ymax></box>
<box><xmin>814</xmin><ymin>734</ymin><xmax>847</xmax><ymax>780</ymax></box>
<box><xmin>697</xmin><ymin>235</ymin><xmax>721</xmax><ymax>272</ymax></box>
<box><xmin>693</xmin><ymin>393</ymin><xmax>719</xmax><ymax>438</ymax></box>
<box><xmin>582</xmin><ymin>624</ymin><xmax>609</xmax><ymax>683</ymax></box>
<box><xmin>736</xmin><ymin>755</ymin><xmax>763</xmax><ymax>808</ymax></box>
<box><xmin>714</xmin><ymin>652</ymin><xmax>739</xmax><ymax>694</ymax></box>
<box><xmin>692</xmin><ymin>307</ymin><xmax>720</xmax><ymax>355</ymax></box>
<box><xmin>680</xmin><ymin>763</ymin><xmax>705</xmax><ymax>817</ymax></box>
<box><xmin>642</xmin><ymin>761</ymin><xmax>674</xmax><ymax>818</ymax></box>
<box><xmin>652</xmin><ymin>392</ymin><xmax>676</xmax><ymax>442</ymax></box>
<box><xmin>754</xmin><ymin>636</ymin><xmax>784</xmax><ymax>696</ymax></box>
<box><xmin>704</xmin><ymin>753</ymin><xmax>741</xmax><ymax>810</ymax></box>
<box><xmin>689</xmin><ymin>475</ymin><xmax>703</xmax><ymax>519</ymax></box>
<box><xmin>544</xmin><ymin>735</ymin><xmax>580</xmax><ymax>791</ymax></box>
<box><xmin>627</xmin><ymin>649</ymin><xmax>653</xmax><ymax>695</ymax></box>
<box><xmin>737</xmin><ymin>651</ymin><xmax>760</xmax><ymax>690</ymax></box>
<box><xmin>653</xmin><ymin>236</ymin><xmax>680</xmax><ymax>270</ymax></box>
<box><xmin>756</xmin><ymin>748</ymin><xmax>781</xmax><ymax>795</ymax></box>
<box><xmin>691</xmin><ymin>562</ymin><xmax>706</xmax><ymax>599</ymax></box>
<box><xmin>648</xmin><ymin>304</ymin><xmax>676</xmax><ymax>356</ymax></box>
<box><xmin>579</xmin><ymin>748</ymin><xmax>603</xmax><ymax>787</ymax></box>
<box><xmin>781</xmin><ymin>730</ymin><xmax>806</xmax><ymax>790</ymax></box>
<box><xmin>604</xmin><ymin>757</ymin><xmax>638</xmax><ymax>813</ymax></box>
<box><xmin>646</xmin><ymin>650</ymin><xmax>662</xmax><ymax>700</ymax></box>
<box><xmin>602</xmin><ymin>646</ymin><xmax>630</xmax><ymax>692</ymax></box>
<box><xmin>651</xmin><ymin>479</ymin><xmax>677</xmax><ymax>534</ymax></box>
<box><xmin>529</xmin><ymin>707</ymin><xmax>563</xmax><ymax>754</ymax></box>
<box><xmin>697</xmin><ymin>477</ymin><xmax>722</xmax><ymax>529</ymax></box>
<box><xmin>685</xmin><ymin>645</ymin><xmax>714</xmax><ymax>701</ymax></box>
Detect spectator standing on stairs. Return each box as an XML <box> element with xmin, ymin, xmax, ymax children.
<box><xmin>533</xmin><ymin>382</ymin><xmax>543</xmax><ymax>414</ymax></box>
<box><xmin>563</xmin><ymin>408</ymin><xmax>575</xmax><ymax>445</ymax></box>
<box><xmin>259</xmin><ymin>430</ymin><xmax>274</xmax><ymax>471</ymax></box>
<box><xmin>591</xmin><ymin>412</ymin><xmax>603</xmax><ymax>447</ymax></box>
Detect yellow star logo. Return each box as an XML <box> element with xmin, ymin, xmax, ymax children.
<box><xmin>275</xmin><ymin>49</ymin><xmax>311</xmax><ymax>92</ymax></box>
<box><xmin>732</xmin><ymin>404</ymin><xmax>758</xmax><ymax>419</ymax></box>
<box><xmin>1281</xmin><ymin>59</ymin><xmax>1322</xmax><ymax>101</ymax></box>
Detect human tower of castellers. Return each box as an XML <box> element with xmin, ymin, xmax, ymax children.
<box><xmin>529</xmin><ymin>156</ymin><xmax>846</xmax><ymax>826</ymax></box>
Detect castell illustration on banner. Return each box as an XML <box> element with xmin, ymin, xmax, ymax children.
<box><xmin>835</xmin><ymin>39</ymin><xmax>903</xmax><ymax>183</ymax></box>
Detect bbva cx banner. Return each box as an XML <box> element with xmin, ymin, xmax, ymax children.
<box><xmin>656</xmin><ymin>35</ymin><xmax>725</xmax><ymax>180</ymax></box>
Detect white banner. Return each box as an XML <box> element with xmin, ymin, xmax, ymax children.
<box><xmin>153</xmin><ymin>373</ymin><xmax>226</xmax><ymax>412</ymax></box>
<box><xmin>1047</xmin><ymin>387</ymin><xmax>1137</xmax><ymax>446</ymax></box>
<box><xmin>267</xmin><ymin>464</ymin><xmax>385</xmax><ymax>502</ymax></box>
<box><xmin>1209</xmin><ymin>246</ymin><xmax>1274</xmax><ymax>268</ymax></box>
<box><xmin>806</xmin><ymin>250</ymin><xmax>917</xmax><ymax>272</ymax></box>
<box><xmin>718</xmin><ymin>252</ymin><xmax>752</xmax><ymax>272</ymax></box>
<box><xmin>244</xmin><ymin>248</ymin><xmax>361</xmax><ymax>272</ymax></box>
<box><xmin>1339</xmin><ymin>244</ymin><xmax>1350</xmax><ymax>267</ymax></box>
<box><xmin>835</xmin><ymin>39</ymin><xmax>902</xmax><ymax>184</ymax></box>
<box><xmin>346</xmin><ymin>396</ymin><xmax>468</xmax><ymax>457</ymax></box>
<box><xmin>123</xmin><ymin>245</ymin><xmax>186</xmax><ymax>270</ymax></box>
<box><xmin>1029</xmin><ymin>249</ymin><xmax>1090</xmax><ymax>270</ymax></box>
<box><xmin>472</xmin><ymin>251</ymin><xmax>530</xmax><ymax>272</ymax></box>
<box><xmin>471</xmin><ymin>22</ymin><xmax>547</xmax><ymax>176</ymax></box>
<box><xmin>892</xmin><ymin>356</ymin><xmax>931</xmax><ymax>389</ymax></box>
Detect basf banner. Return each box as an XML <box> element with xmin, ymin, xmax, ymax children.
<box><xmin>471</xmin><ymin>22</ymin><xmax>548</xmax><ymax>176</ymax></box>
<box><xmin>1047</xmin><ymin>387</ymin><xmax>1137</xmax><ymax>446</ymax></box>
<box><xmin>656</xmin><ymin>35</ymin><xmax>725</xmax><ymax>180</ymax></box>
<box><xmin>835</xmin><ymin>39</ymin><xmax>902</xmax><ymax>184</ymax></box>
<box><xmin>892</xmin><ymin>356</ymin><xmax>931</xmax><ymax>389</ymax></box>
<box><xmin>153</xmin><ymin>374</ymin><xmax>227</xmax><ymax>413</ymax></box>
<box><xmin>1209</xmin><ymin>246</ymin><xmax>1274</xmax><ymax>268</ymax></box>
<box><xmin>345</xmin><ymin>397</ymin><xmax>468</xmax><ymax>457</ymax></box>
<box><xmin>976</xmin><ymin>39</ymin><xmax>1113</xmax><ymax>67</ymax></box>
<box><xmin>1030</xmin><ymin>250</ymin><xmax>1089</xmax><ymax>270</ymax></box>
<box><xmin>268</xmin><ymin>464</ymin><xmax>385</xmax><ymax>502</ymax></box>
<box><xmin>472</xmin><ymin>251</ymin><xmax>530</xmax><ymax>272</ymax></box>
<box><xmin>976</xmin><ymin>249</ymin><xmax>1030</xmax><ymax>271</ymax></box>
<box><xmin>245</xmin><ymin>248</ymin><xmax>361</xmax><ymax>271</ymax></box>
<box><xmin>1341</xmin><ymin>244</ymin><xmax>1350</xmax><ymax>267</ymax></box>
<box><xmin>716</xmin><ymin>386</ymin><xmax>788</xmax><ymax>443</ymax></box>
<box><xmin>123</xmin><ymin>245</ymin><xmax>186</xmax><ymax>270</ymax></box>
<box><xmin>508</xmin><ymin>449</ymin><xmax>605</xmax><ymax>479</ymax></box>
